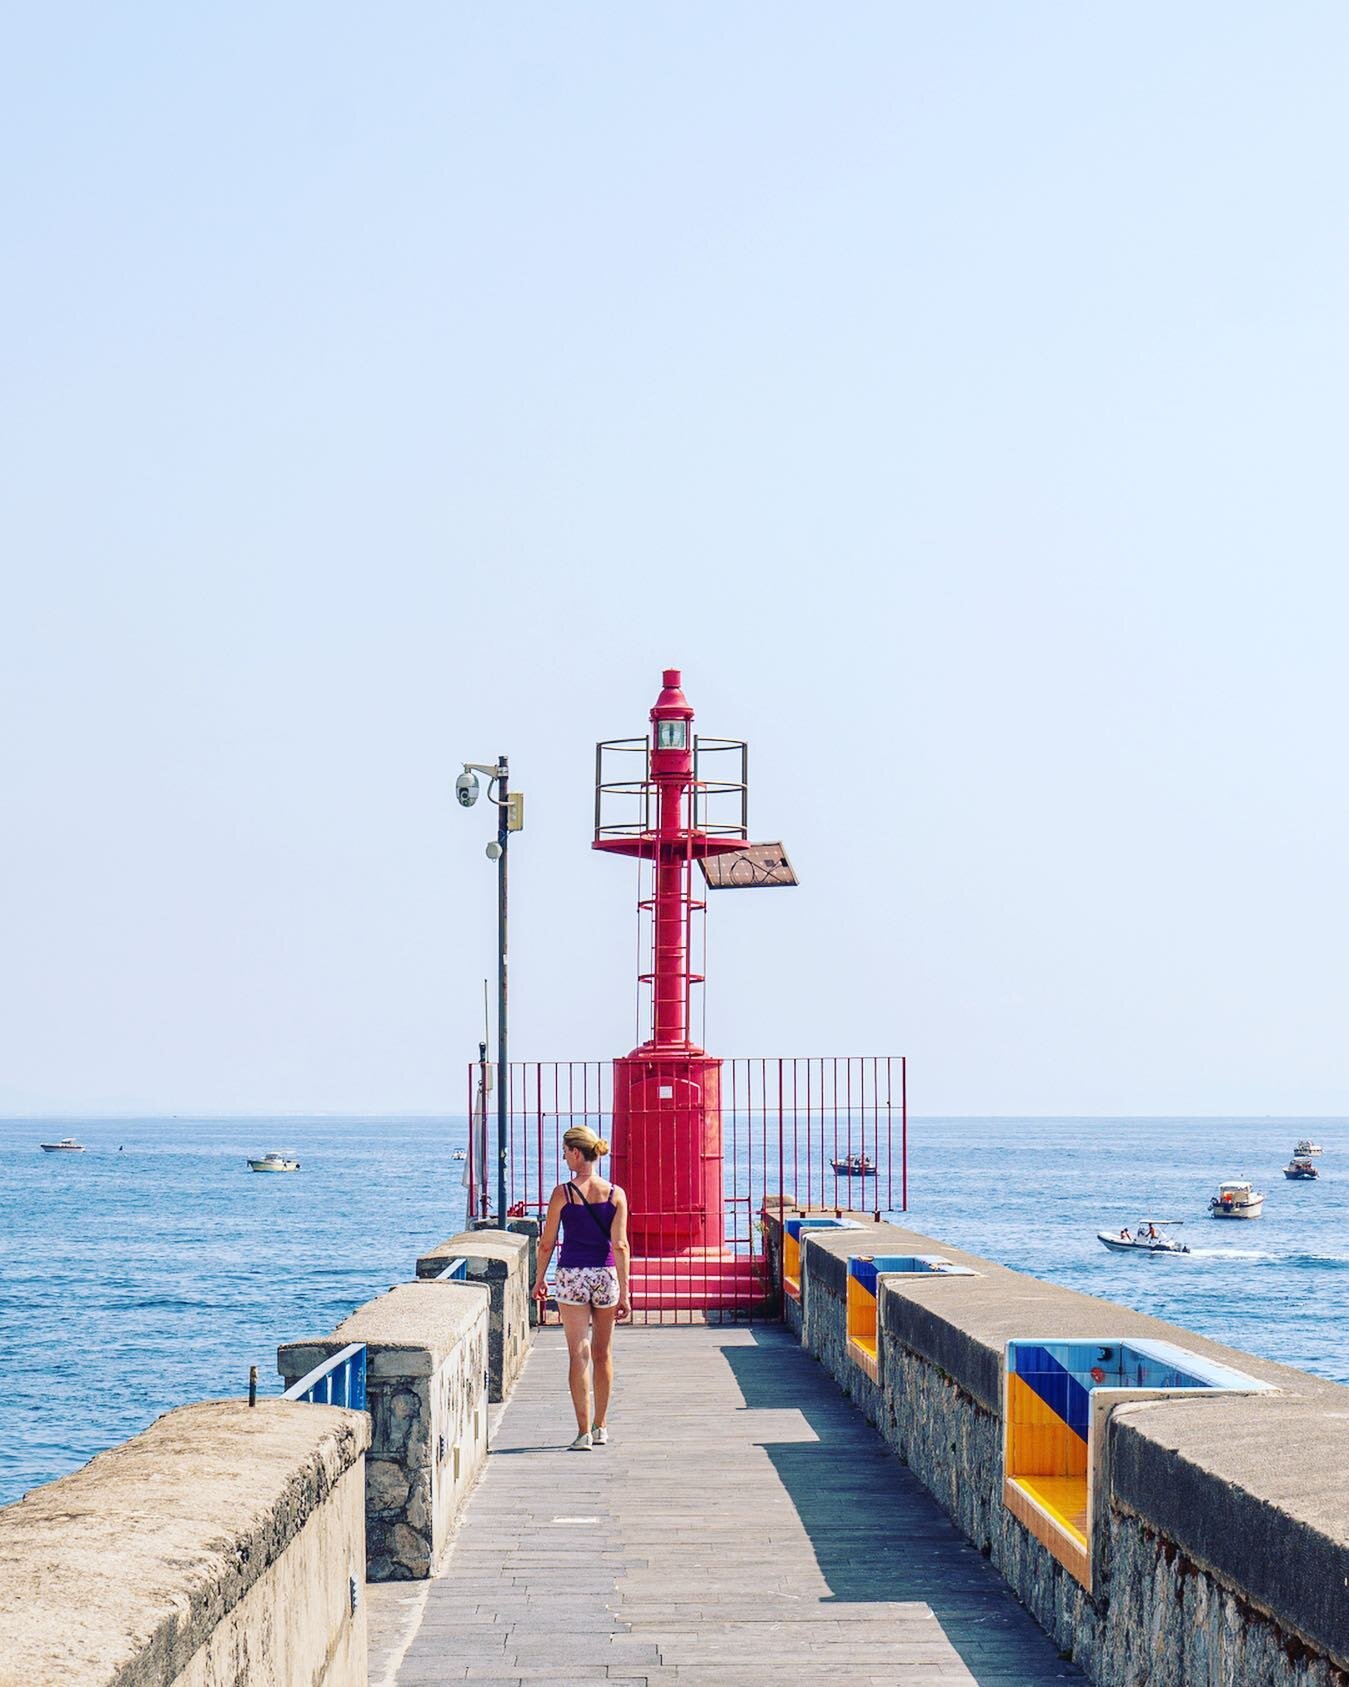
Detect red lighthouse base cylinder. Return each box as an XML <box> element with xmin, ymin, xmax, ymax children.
<box><xmin>611</xmin><ymin>1052</ymin><xmax>724</xmax><ymax>1257</ymax></box>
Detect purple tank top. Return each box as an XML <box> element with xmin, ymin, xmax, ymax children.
<box><xmin>558</xmin><ymin>1184</ymin><xmax>616</xmax><ymax>1268</ymax></box>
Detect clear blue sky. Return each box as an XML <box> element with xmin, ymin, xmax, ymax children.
<box><xmin>4</xmin><ymin>5</ymin><xmax>1349</xmax><ymax>1115</ymax></box>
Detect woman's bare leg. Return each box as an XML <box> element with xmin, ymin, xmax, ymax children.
<box><xmin>590</xmin><ymin>1306</ymin><xmax>617</xmax><ymax>1427</ymax></box>
<box><xmin>558</xmin><ymin>1303</ymin><xmax>593</xmax><ymax>1433</ymax></box>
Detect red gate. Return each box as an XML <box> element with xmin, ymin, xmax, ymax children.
<box><xmin>465</xmin><ymin>1055</ymin><xmax>906</xmax><ymax>1325</ymax></box>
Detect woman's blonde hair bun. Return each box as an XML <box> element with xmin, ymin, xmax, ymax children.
<box><xmin>563</xmin><ymin>1125</ymin><xmax>609</xmax><ymax>1161</ymax></box>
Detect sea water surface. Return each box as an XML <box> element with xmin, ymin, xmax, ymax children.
<box><xmin>0</xmin><ymin>1113</ymin><xmax>1343</xmax><ymax>1505</ymax></box>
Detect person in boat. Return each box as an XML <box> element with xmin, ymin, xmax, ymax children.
<box><xmin>1146</xmin><ymin>1224</ymin><xmax>1158</xmax><ymax>1240</ymax></box>
<box><xmin>1119</xmin><ymin>1228</ymin><xmax>1132</xmax><ymax>1242</ymax></box>
<box><xmin>532</xmin><ymin>1126</ymin><xmax>631</xmax><ymax>1450</ymax></box>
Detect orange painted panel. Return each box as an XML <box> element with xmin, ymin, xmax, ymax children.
<box><xmin>783</xmin><ymin>1234</ymin><xmax>800</xmax><ymax>1295</ymax></box>
<box><xmin>1015</xmin><ymin>1475</ymin><xmax>1088</xmax><ymax>1544</ymax></box>
<box><xmin>846</xmin><ymin>1276</ymin><xmax>877</xmax><ymax>1345</ymax></box>
<box><xmin>1003</xmin><ymin>1477</ymin><xmax>1091</xmax><ymax>1586</ymax></box>
<box><xmin>1006</xmin><ymin>1374</ymin><xmax>1087</xmax><ymax>1478</ymax></box>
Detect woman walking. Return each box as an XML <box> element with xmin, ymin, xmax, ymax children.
<box><xmin>532</xmin><ymin>1125</ymin><xmax>630</xmax><ymax>1450</ymax></box>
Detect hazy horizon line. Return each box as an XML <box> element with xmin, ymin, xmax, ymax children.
<box><xmin>3</xmin><ymin>1111</ymin><xmax>1344</xmax><ymax>1124</ymax></box>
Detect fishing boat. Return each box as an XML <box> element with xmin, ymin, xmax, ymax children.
<box><xmin>39</xmin><ymin>1137</ymin><xmax>85</xmax><ymax>1153</ymax></box>
<box><xmin>1293</xmin><ymin>1138</ymin><xmax>1323</xmax><ymax>1156</ymax></box>
<box><xmin>831</xmin><ymin>1153</ymin><xmax>876</xmax><ymax>1177</ymax></box>
<box><xmin>247</xmin><ymin>1151</ymin><xmax>300</xmax><ymax>1173</ymax></box>
<box><xmin>1098</xmin><ymin>1220</ymin><xmax>1189</xmax><ymax>1255</ymax></box>
<box><xmin>1208</xmin><ymin>1179</ymin><xmax>1264</xmax><ymax>1219</ymax></box>
<box><xmin>1283</xmin><ymin>1157</ymin><xmax>1319</xmax><ymax>1180</ymax></box>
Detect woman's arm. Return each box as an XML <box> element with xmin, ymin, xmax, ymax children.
<box><xmin>610</xmin><ymin>1186</ymin><xmax>631</xmax><ymax>1321</ymax></box>
<box><xmin>532</xmin><ymin>1186</ymin><xmax>566</xmax><ymax>1301</ymax></box>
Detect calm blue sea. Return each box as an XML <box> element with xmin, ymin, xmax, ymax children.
<box><xmin>1</xmin><ymin>1114</ymin><xmax>1344</xmax><ymax>1505</ymax></box>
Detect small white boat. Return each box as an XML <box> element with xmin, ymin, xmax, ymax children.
<box><xmin>1209</xmin><ymin>1179</ymin><xmax>1264</xmax><ymax>1219</ymax></box>
<box><xmin>40</xmin><ymin>1137</ymin><xmax>85</xmax><ymax>1153</ymax></box>
<box><xmin>1098</xmin><ymin>1220</ymin><xmax>1189</xmax><ymax>1255</ymax></box>
<box><xmin>248</xmin><ymin>1151</ymin><xmax>300</xmax><ymax>1173</ymax></box>
<box><xmin>451</xmin><ymin>1148</ymin><xmax>466</xmax><ymax>1162</ymax></box>
<box><xmin>1293</xmin><ymin>1138</ymin><xmax>1323</xmax><ymax>1156</ymax></box>
<box><xmin>1283</xmin><ymin>1158</ymin><xmax>1320</xmax><ymax>1181</ymax></box>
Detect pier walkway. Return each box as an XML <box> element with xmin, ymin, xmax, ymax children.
<box><xmin>376</xmin><ymin>1324</ymin><xmax>1082</xmax><ymax>1686</ymax></box>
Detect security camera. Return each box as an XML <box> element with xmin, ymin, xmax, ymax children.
<box><xmin>456</xmin><ymin>770</ymin><xmax>480</xmax><ymax>808</ymax></box>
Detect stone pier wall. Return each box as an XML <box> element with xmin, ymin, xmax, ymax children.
<box><xmin>764</xmin><ymin>1210</ymin><xmax>1349</xmax><ymax>1686</ymax></box>
<box><xmin>416</xmin><ymin>1228</ymin><xmax>530</xmax><ymax>1400</ymax></box>
<box><xmin>280</xmin><ymin>1281</ymin><xmax>490</xmax><ymax>1581</ymax></box>
<box><xmin>0</xmin><ymin>1215</ymin><xmax>533</xmax><ymax>1678</ymax></box>
<box><xmin>0</xmin><ymin>1401</ymin><xmax>369</xmax><ymax>1687</ymax></box>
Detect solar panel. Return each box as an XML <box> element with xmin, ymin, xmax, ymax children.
<box><xmin>700</xmin><ymin>842</ymin><xmax>798</xmax><ymax>889</ymax></box>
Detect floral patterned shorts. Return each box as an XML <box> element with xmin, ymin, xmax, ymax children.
<box><xmin>554</xmin><ymin>1266</ymin><xmax>620</xmax><ymax>1307</ymax></box>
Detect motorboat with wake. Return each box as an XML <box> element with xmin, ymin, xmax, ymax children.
<box><xmin>1283</xmin><ymin>1157</ymin><xmax>1319</xmax><ymax>1180</ymax></box>
<box><xmin>1209</xmin><ymin>1179</ymin><xmax>1264</xmax><ymax>1219</ymax></box>
<box><xmin>1098</xmin><ymin>1220</ymin><xmax>1189</xmax><ymax>1255</ymax></box>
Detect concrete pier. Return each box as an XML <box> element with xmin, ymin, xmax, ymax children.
<box><xmin>377</xmin><ymin>1325</ymin><xmax>1082</xmax><ymax>1685</ymax></box>
<box><xmin>9</xmin><ymin>1210</ymin><xmax>1342</xmax><ymax>1682</ymax></box>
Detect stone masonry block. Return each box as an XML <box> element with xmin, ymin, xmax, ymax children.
<box><xmin>279</xmin><ymin>1281</ymin><xmax>490</xmax><ymax>1582</ymax></box>
<box><xmin>416</xmin><ymin>1228</ymin><xmax>531</xmax><ymax>1401</ymax></box>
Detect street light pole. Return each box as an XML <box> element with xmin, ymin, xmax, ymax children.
<box><xmin>458</xmin><ymin>754</ymin><xmax>520</xmax><ymax>1232</ymax></box>
<box><xmin>495</xmin><ymin>753</ymin><xmax>509</xmax><ymax>1230</ymax></box>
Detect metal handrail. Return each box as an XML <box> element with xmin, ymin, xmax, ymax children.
<box><xmin>434</xmin><ymin>1257</ymin><xmax>469</xmax><ymax>1281</ymax></box>
<box><xmin>282</xmin><ymin>1341</ymin><xmax>367</xmax><ymax>1410</ymax></box>
<box><xmin>693</xmin><ymin>736</ymin><xmax>748</xmax><ymax>838</ymax></box>
<box><xmin>594</xmin><ymin>738</ymin><xmax>650</xmax><ymax>840</ymax></box>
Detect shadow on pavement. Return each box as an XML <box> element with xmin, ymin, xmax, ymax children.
<box><xmin>718</xmin><ymin>1329</ymin><xmax>1079</xmax><ymax>1682</ymax></box>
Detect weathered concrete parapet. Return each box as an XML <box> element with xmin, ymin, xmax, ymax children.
<box><xmin>881</xmin><ymin>1267</ymin><xmax>1349</xmax><ymax>1682</ymax></box>
<box><xmin>785</xmin><ymin>1215</ymin><xmax>979</xmax><ymax>1424</ymax></box>
<box><xmin>0</xmin><ymin>1400</ymin><xmax>369</xmax><ymax>1687</ymax></box>
<box><xmin>766</xmin><ymin>1210</ymin><xmax>1349</xmax><ymax>1686</ymax></box>
<box><xmin>280</xmin><ymin>1282</ymin><xmax>489</xmax><ymax>1582</ymax></box>
<box><xmin>1106</xmin><ymin>1391</ymin><xmax>1349</xmax><ymax>1679</ymax></box>
<box><xmin>506</xmin><ymin>1216</ymin><xmax>542</xmax><ymax>1326</ymax></box>
<box><xmin>760</xmin><ymin>1202</ymin><xmax>886</xmax><ymax>1344</ymax></box>
<box><xmin>416</xmin><ymin>1227</ymin><xmax>530</xmax><ymax>1400</ymax></box>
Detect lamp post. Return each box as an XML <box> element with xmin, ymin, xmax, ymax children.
<box><xmin>457</xmin><ymin>757</ymin><xmax>523</xmax><ymax>1227</ymax></box>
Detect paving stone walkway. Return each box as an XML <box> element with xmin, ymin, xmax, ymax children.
<box><xmin>386</xmin><ymin>1324</ymin><xmax>1084</xmax><ymax>1685</ymax></box>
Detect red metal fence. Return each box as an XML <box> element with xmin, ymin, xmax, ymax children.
<box><xmin>466</xmin><ymin>1056</ymin><xmax>906</xmax><ymax>1324</ymax></box>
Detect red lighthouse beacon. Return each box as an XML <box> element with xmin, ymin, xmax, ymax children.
<box><xmin>594</xmin><ymin>669</ymin><xmax>794</xmax><ymax>1311</ymax></box>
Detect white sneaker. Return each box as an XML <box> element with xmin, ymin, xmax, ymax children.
<box><xmin>592</xmin><ymin>1426</ymin><xmax>608</xmax><ymax>1445</ymax></box>
<box><xmin>568</xmin><ymin>1430</ymin><xmax>593</xmax><ymax>1451</ymax></box>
